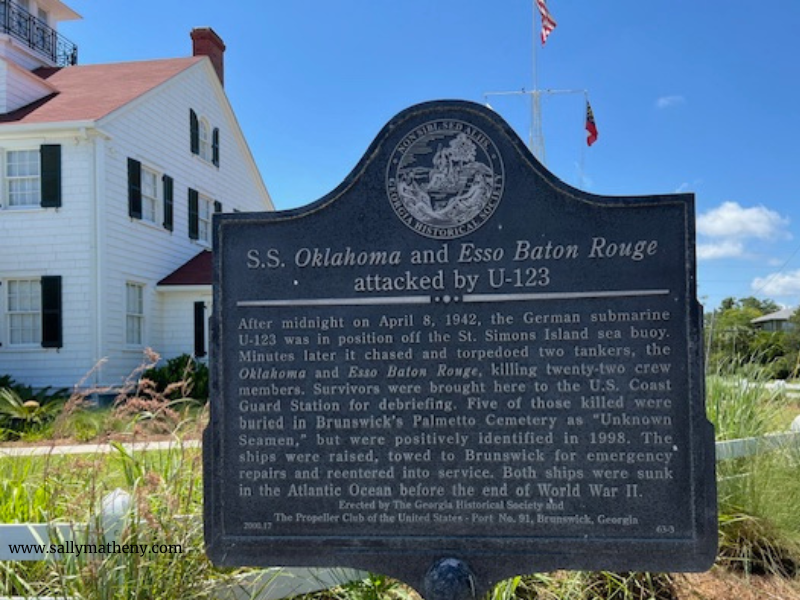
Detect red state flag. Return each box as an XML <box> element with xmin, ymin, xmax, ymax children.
<box><xmin>585</xmin><ymin>101</ymin><xmax>599</xmax><ymax>146</ymax></box>
<box><xmin>535</xmin><ymin>0</ymin><xmax>557</xmax><ymax>45</ymax></box>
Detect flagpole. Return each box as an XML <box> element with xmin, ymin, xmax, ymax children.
<box><xmin>578</xmin><ymin>90</ymin><xmax>588</xmax><ymax>188</ymax></box>
<box><xmin>484</xmin><ymin>1</ymin><xmax>597</xmax><ymax>171</ymax></box>
<box><xmin>532</xmin><ymin>3</ymin><xmax>538</xmax><ymax>92</ymax></box>
<box><xmin>530</xmin><ymin>2</ymin><xmax>544</xmax><ymax>161</ymax></box>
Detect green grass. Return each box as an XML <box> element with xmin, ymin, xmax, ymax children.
<box><xmin>0</xmin><ymin>446</ymin><xmax>203</xmax><ymax>523</ymax></box>
<box><xmin>0</xmin><ymin>441</ymin><xmax>237</xmax><ymax>599</ymax></box>
<box><xmin>3</xmin><ymin>365</ymin><xmax>800</xmax><ymax>599</ymax></box>
<box><xmin>706</xmin><ymin>366</ymin><xmax>800</xmax><ymax>578</ymax></box>
<box><xmin>706</xmin><ymin>367</ymin><xmax>792</xmax><ymax>440</ymax></box>
<box><xmin>716</xmin><ymin>447</ymin><xmax>800</xmax><ymax>576</ymax></box>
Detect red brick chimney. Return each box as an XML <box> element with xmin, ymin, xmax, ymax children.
<box><xmin>191</xmin><ymin>27</ymin><xmax>226</xmax><ymax>86</ymax></box>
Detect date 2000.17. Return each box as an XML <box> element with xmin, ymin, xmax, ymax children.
<box><xmin>243</xmin><ymin>521</ymin><xmax>273</xmax><ymax>531</ymax></box>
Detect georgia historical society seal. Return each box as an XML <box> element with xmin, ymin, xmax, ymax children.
<box><xmin>386</xmin><ymin>119</ymin><xmax>504</xmax><ymax>239</ymax></box>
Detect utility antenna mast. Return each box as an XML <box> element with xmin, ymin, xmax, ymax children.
<box><xmin>484</xmin><ymin>1</ymin><xmax>587</xmax><ymax>165</ymax></box>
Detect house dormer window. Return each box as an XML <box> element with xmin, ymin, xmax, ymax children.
<box><xmin>190</xmin><ymin>109</ymin><xmax>220</xmax><ymax>166</ymax></box>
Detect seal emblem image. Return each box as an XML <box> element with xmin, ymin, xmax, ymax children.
<box><xmin>387</xmin><ymin>119</ymin><xmax>504</xmax><ymax>239</ymax></box>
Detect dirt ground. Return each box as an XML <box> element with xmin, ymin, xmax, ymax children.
<box><xmin>675</xmin><ymin>569</ymin><xmax>800</xmax><ymax>600</ymax></box>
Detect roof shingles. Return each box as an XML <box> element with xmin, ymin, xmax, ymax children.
<box><xmin>158</xmin><ymin>251</ymin><xmax>212</xmax><ymax>286</ymax></box>
<box><xmin>0</xmin><ymin>57</ymin><xmax>203</xmax><ymax>125</ymax></box>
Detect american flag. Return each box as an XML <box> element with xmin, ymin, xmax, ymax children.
<box><xmin>535</xmin><ymin>0</ymin><xmax>557</xmax><ymax>45</ymax></box>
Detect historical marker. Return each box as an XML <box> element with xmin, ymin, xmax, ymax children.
<box><xmin>204</xmin><ymin>100</ymin><xmax>716</xmax><ymax>597</ymax></box>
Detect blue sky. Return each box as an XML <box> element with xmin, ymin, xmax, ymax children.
<box><xmin>60</xmin><ymin>1</ymin><xmax>800</xmax><ymax>312</ymax></box>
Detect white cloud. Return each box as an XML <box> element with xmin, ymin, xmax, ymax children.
<box><xmin>697</xmin><ymin>240</ymin><xmax>745</xmax><ymax>260</ymax></box>
<box><xmin>752</xmin><ymin>269</ymin><xmax>800</xmax><ymax>297</ymax></box>
<box><xmin>696</xmin><ymin>201</ymin><xmax>790</xmax><ymax>240</ymax></box>
<box><xmin>656</xmin><ymin>95</ymin><xmax>686</xmax><ymax>109</ymax></box>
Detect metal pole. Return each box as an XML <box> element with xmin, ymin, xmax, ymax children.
<box><xmin>531</xmin><ymin>1</ymin><xmax>544</xmax><ymax>162</ymax></box>
<box><xmin>423</xmin><ymin>558</ymin><xmax>477</xmax><ymax>600</ymax></box>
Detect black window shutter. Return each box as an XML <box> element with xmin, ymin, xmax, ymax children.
<box><xmin>188</xmin><ymin>188</ymin><xmax>199</xmax><ymax>240</ymax></box>
<box><xmin>41</xmin><ymin>276</ymin><xmax>62</xmax><ymax>348</ymax></box>
<box><xmin>194</xmin><ymin>301</ymin><xmax>206</xmax><ymax>358</ymax></box>
<box><xmin>127</xmin><ymin>158</ymin><xmax>142</xmax><ymax>219</ymax></box>
<box><xmin>214</xmin><ymin>200</ymin><xmax>222</xmax><ymax>214</ymax></box>
<box><xmin>190</xmin><ymin>109</ymin><xmax>199</xmax><ymax>155</ymax></box>
<box><xmin>162</xmin><ymin>174</ymin><xmax>174</xmax><ymax>231</ymax></box>
<box><xmin>40</xmin><ymin>144</ymin><xmax>61</xmax><ymax>208</ymax></box>
<box><xmin>212</xmin><ymin>127</ymin><xmax>220</xmax><ymax>166</ymax></box>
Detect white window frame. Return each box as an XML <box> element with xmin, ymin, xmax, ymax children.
<box><xmin>125</xmin><ymin>282</ymin><xmax>145</xmax><ymax>347</ymax></box>
<box><xmin>3</xmin><ymin>149</ymin><xmax>41</xmax><ymax>208</ymax></box>
<box><xmin>197</xmin><ymin>193</ymin><xmax>214</xmax><ymax>245</ymax></box>
<box><xmin>4</xmin><ymin>278</ymin><xmax>41</xmax><ymax>347</ymax></box>
<box><xmin>199</xmin><ymin>118</ymin><xmax>212</xmax><ymax>162</ymax></box>
<box><xmin>140</xmin><ymin>165</ymin><xmax>160</xmax><ymax>224</ymax></box>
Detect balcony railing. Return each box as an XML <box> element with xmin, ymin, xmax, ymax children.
<box><xmin>0</xmin><ymin>0</ymin><xmax>77</xmax><ymax>66</ymax></box>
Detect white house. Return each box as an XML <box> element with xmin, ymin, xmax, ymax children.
<box><xmin>0</xmin><ymin>0</ymin><xmax>273</xmax><ymax>389</ymax></box>
<box><xmin>751</xmin><ymin>308</ymin><xmax>796</xmax><ymax>333</ymax></box>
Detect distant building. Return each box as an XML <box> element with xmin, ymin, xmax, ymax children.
<box><xmin>751</xmin><ymin>308</ymin><xmax>796</xmax><ymax>333</ymax></box>
<box><xmin>0</xmin><ymin>1</ymin><xmax>273</xmax><ymax>388</ymax></box>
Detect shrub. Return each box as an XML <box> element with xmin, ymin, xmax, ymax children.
<box><xmin>0</xmin><ymin>374</ymin><xmax>69</xmax><ymax>406</ymax></box>
<box><xmin>143</xmin><ymin>354</ymin><xmax>209</xmax><ymax>402</ymax></box>
<box><xmin>0</xmin><ymin>388</ymin><xmax>64</xmax><ymax>441</ymax></box>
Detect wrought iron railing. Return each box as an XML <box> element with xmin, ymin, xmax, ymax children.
<box><xmin>0</xmin><ymin>0</ymin><xmax>77</xmax><ymax>66</ymax></box>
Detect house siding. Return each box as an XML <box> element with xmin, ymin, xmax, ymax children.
<box><xmin>0</xmin><ymin>61</ymin><xmax>54</xmax><ymax>113</ymax></box>
<box><xmin>0</xmin><ymin>134</ymin><xmax>97</xmax><ymax>388</ymax></box>
<box><xmin>94</xmin><ymin>61</ymin><xmax>269</xmax><ymax>387</ymax></box>
<box><xmin>155</xmin><ymin>289</ymin><xmax>212</xmax><ymax>360</ymax></box>
<box><xmin>0</xmin><ymin>41</ymin><xmax>52</xmax><ymax>72</ymax></box>
<box><xmin>0</xmin><ymin>60</ymin><xmax>271</xmax><ymax>390</ymax></box>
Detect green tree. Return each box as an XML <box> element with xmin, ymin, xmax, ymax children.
<box><xmin>739</xmin><ymin>296</ymin><xmax>780</xmax><ymax>315</ymax></box>
<box><xmin>706</xmin><ymin>296</ymin><xmax>785</xmax><ymax>372</ymax></box>
<box><xmin>777</xmin><ymin>307</ymin><xmax>800</xmax><ymax>378</ymax></box>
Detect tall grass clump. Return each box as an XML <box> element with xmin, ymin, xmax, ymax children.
<box><xmin>578</xmin><ymin>571</ymin><xmax>676</xmax><ymax>600</ymax></box>
<box><xmin>301</xmin><ymin>570</ymin><xmax>680</xmax><ymax>600</ymax></box>
<box><xmin>0</xmin><ymin>439</ymin><xmax>251</xmax><ymax>599</ymax></box>
<box><xmin>708</xmin><ymin>362</ymin><xmax>800</xmax><ymax>578</ymax></box>
<box><xmin>706</xmin><ymin>363</ymin><xmax>789</xmax><ymax>440</ymax></box>
<box><xmin>486</xmin><ymin>573</ymin><xmax>589</xmax><ymax>600</ymax></box>
<box><xmin>716</xmin><ymin>447</ymin><xmax>800</xmax><ymax>576</ymax></box>
<box><xmin>0</xmin><ymin>457</ymin><xmax>55</xmax><ymax>523</ymax></box>
<box><xmin>0</xmin><ymin>351</ymin><xmax>243</xmax><ymax>598</ymax></box>
<box><xmin>47</xmin><ymin>349</ymin><xmax>207</xmax><ymax>443</ymax></box>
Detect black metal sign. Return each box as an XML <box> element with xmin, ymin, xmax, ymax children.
<box><xmin>204</xmin><ymin>100</ymin><xmax>716</xmax><ymax>597</ymax></box>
